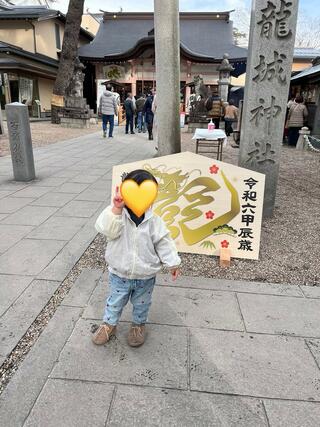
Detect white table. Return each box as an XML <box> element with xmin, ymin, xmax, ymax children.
<box><xmin>192</xmin><ymin>129</ymin><xmax>227</xmax><ymax>160</ymax></box>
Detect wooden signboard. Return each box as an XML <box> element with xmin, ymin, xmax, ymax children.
<box><xmin>112</xmin><ymin>152</ymin><xmax>265</xmax><ymax>260</ymax></box>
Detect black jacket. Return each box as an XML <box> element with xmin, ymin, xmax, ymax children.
<box><xmin>124</xmin><ymin>98</ymin><xmax>135</xmax><ymax>115</ymax></box>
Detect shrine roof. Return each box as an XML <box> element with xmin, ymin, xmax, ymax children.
<box><xmin>78</xmin><ymin>11</ymin><xmax>247</xmax><ymax>74</ymax></box>
<box><xmin>291</xmin><ymin>63</ymin><xmax>320</xmax><ymax>82</ymax></box>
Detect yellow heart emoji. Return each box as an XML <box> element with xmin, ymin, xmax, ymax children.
<box><xmin>120</xmin><ymin>179</ymin><xmax>158</xmax><ymax>217</ymax></box>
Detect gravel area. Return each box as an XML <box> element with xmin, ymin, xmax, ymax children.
<box><xmin>180</xmin><ymin>130</ymin><xmax>320</xmax><ymax>285</ymax></box>
<box><xmin>0</xmin><ymin>121</ymin><xmax>100</xmax><ymax>157</ymax></box>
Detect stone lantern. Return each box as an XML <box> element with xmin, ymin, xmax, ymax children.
<box><xmin>217</xmin><ymin>53</ymin><xmax>234</xmax><ymax>102</ymax></box>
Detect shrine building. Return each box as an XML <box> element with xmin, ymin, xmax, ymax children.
<box><xmin>78</xmin><ymin>11</ymin><xmax>248</xmax><ymax>111</ymax></box>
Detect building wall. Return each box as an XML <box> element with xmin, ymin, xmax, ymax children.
<box><xmin>0</xmin><ymin>21</ymin><xmax>35</xmax><ymax>52</ymax></box>
<box><xmin>81</xmin><ymin>14</ymin><xmax>99</xmax><ymax>35</ymax></box>
<box><xmin>38</xmin><ymin>77</ymin><xmax>54</xmax><ymax>112</ymax></box>
<box><xmin>35</xmin><ymin>19</ymin><xmax>62</xmax><ymax>59</ymax></box>
<box><xmin>0</xmin><ymin>18</ymin><xmax>90</xmax><ymax>60</ymax></box>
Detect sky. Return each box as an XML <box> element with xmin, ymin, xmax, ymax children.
<box><xmin>53</xmin><ymin>0</ymin><xmax>315</xmax><ymax>15</ymax></box>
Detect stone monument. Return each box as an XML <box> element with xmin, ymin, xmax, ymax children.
<box><xmin>238</xmin><ymin>0</ymin><xmax>299</xmax><ymax>217</ymax></box>
<box><xmin>5</xmin><ymin>102</ymin><xmax>35</xmax><ymax>181</ymax></box>
<box><xmin>59</xmin><ymin>58</ymin><xmax>91</xmax><ymax>129</ymax></box>
<box><xmin>217</xmin><ymin>54</ymin><xmax>234</xmax><ymax>102</ymax></box>
<box><xmin>154</xmin><ymin>0</ymin><xmax>181</xmax><ymax>155</ymax></box>
<box><xmin>188</xmin><ymin>75</ymin><xmax>209</xmax><ymax>133</ymax></box>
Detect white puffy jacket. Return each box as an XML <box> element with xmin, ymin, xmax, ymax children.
<box><xmin>95</xmin><ymin>206</ymin><xmax>181</xmax><ymax>280</ymax></box>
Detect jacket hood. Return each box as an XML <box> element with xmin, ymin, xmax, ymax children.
<box><xmin>123</xmin><ymin>207</ymin><xmax>153</xmax><ymax>224</ymax></box>
<box><xmin>103</xmin><ymin>90</ymin><xmax>113</xmax><ymax>97</ymax></box>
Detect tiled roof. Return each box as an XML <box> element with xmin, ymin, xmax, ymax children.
<box><xmin>293</xmin><ymin>48</ymin><xmax>320</xmax><ymax>59</ymax></box>
<box><xmin>291</xmin><ymin>63</ymin><xmax>320</xmax><ymax>82</ymax></box>
<box><xmin>78</xmin><ymin>12</ymin><xmax>247</xmax><ymax>63</ymax></box>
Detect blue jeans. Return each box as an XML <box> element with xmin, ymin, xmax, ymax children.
<box><xmin>137</xmin><ymin>111</ymin><xmax>145</xmax><ymax>132</ymax></box>
<box><xmin>103</xmin><ymin>273</ymin><xmax>156</xmax><ymax>325</ymax></box>
<box><xmin>102</xmin><ymin>114</ymin><xmax>114</xmax><ymax>137</ymax></box>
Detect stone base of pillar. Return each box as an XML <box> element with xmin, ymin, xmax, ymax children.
<box><xmin>296</xmin><ymin>127</ymin><xmax>310</xmax><ymax>150</ymax></box>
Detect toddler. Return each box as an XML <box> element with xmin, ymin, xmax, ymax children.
<box><xmin>92</xmin><ymin>169</ymin><xmax>181</xmax><ymax>347</ymax></box>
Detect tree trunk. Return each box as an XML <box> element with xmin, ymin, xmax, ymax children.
<box><xmin>51</xmin><ymin>0</ymin><xmax>85</xmax><ymax>123</ymax></box>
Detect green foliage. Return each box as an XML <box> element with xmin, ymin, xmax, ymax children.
<box><xmin>212</xmin><ymin>224</ymin><xmax>237</xmax><ymax>236</ymax></box>
<box><xmin>200</xmin><ymin>240</ymin><xmax>216</xmax><ymax>250</ymax></box>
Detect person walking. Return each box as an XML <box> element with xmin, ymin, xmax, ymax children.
<box><xmin>143</xmin><ymin>91</ymin><xmax>154</xmax><ymax>141</ymax></box>
<box><xmin>98</xmin><ymin>84</ymin><xmax>118</xmax><ymax>138</ymax></box>
<box><xmin>224</xmin><ymin>100</ymin><xmax>239</xmax><ymax>137</ymax></box>
<box><xmin>124</xmin><ymin>93</ymin><xmax>135</xmax><ymax>134</ymax></box>
<box><xmin>206</xmin><ymin>91</ymin><xmax>223</xmax><ymax>129</ymax></box>
<box><xmin>287</xmin><ymin>96</ymin><xmax>308</xmax><ymax>146</ymax></box>
<box><xmin>136</xmin><ymin>93</ymin><xmax>146</xmax><ymax>133</ymax></box>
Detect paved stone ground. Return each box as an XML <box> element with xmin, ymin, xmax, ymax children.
<box><xmin>1</xmin><ymin>268</ymin><xmax>320</xmax><ymax>426</ymax></box>
<box><xmin>1</xmin><ymin>128</ymin><xmax>320</xmax><ymax>426</ymax></box>
<box><xmin>0</xmin><ymin>127</ymin><xmax>155</xmax><ymax>361</ymax></box>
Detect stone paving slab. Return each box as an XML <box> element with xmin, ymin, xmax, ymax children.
<box><xmin>157</xmin><ymin>274</ymin><xmax>304</xmax><ymax>297</ymax></box>
<box><xmin>30</xmin><ymin>191</ymin><xmax>76</xmax><ymax>207</ymax></box>
<box><xmin>24</xmin><ymin>378</ymin><xmax>114</xmax><ymax>427</ymax></box>
<box><xmin>0</xmin><ymin>197</ymin><xmax>35</xmax><ymax>214</ymax></box>
<box><xmin>1</xmin><ymin>205</ymin><xmax>57</xmax><ymax>226</ymax></box>
<box><xmin>0</xmin><ymin>224</ymin><xmax>34</xmax><ymax>254</ymax></box>
<box><xmin>62</xmin><ymin>268</ymin><xmax>102</xmax><ymax>307</ymax></box>
<box><xmin>56</xmin><ymin>200</ymin><xmax>102</xmax><ymax>218</ymax></box>
<box><xmin>300</xmin><ymin>286</ymin><xmax>320</xmax><ymax>299</ymax></box>
<box><xmin>0</xmin><ymin>279</ymin><xmax>60</xmax><ymax>356</ymax></box>
<box><xmin>107</xmin><ymin>385</ymin><xmax>267</xmax><ymax>427</ymax></box>
<box><xmin>189</xmin><ymin>329</ymin><xmax>320</xmax><ymax>400</ymax></box>
<box><xmin>75</xmin><ymin>188</ymin><xmax>110</xmax><ymax>202</ymax></box>
<box><xmin>0</xmin><ymin>239</ymin><xmax>66</xmax><ymax>275</ymax></box>
<box><xmin>0</xmin><ymin>213</ymin><xmax>8</xmax><ymax>221</ymax></box>
<box><xmin>51</xmin><ymin>319</ymin><xmax>188</xmax><ymax>390</ymax></box>
<box><xmin>10</xmin><ymin>186</ymin><xmax>51</xmax><ymax>199</ymax></box>
<box><xmin>0</xmin><ymin>274</ymin><xmax>34</xmax><ymax>317</ymax></box>
<box><xmin>83</xmin><ymin>280</ymin><xmax>244</xmax><ymax>331</ymax></box>
<box><xmin>263</xmin><ymin>400</ymin><xmax>320</xmax><ymax>427</ymax></box>
<box><xmin>238</xmin><ymin>293</ymin><xmax>320</xmax><ymax>338</ymax></box>
<box><xmin>26</xmin><ymin>216</ymin><xmax>87</xmax><ymax>241</ymax></box>
<box><xmin>55</xmin><ymin>182</ymin><xmax>90</xmax><ymax>194</ymax></box>
<box><xmin>69</xmin><ymin>174</ymin><xmax>100</xmax><ymax>184</ymax></box>
<box><xmin>37</xmin><ymin>219</ymin><xmax>97</xmax><ymax>281</ymax></box>
<box><xmin>0</xmin><ymin>190</ymin><xmax>13</xmax><ymax>199</ymax></box>
<box><xmin>0</xmin><ymin>306</ymin><xmax>81</xmax><ymax>427</ymax></box>
<box><xmin>306</xmin><ymin>339</ymin><xmax>320</xmax><ymax>369</ymax></box>
<box><xmin>32</xmin><ymin>177</ymin><xmax>68</xmax><ymax>187</ymax></box>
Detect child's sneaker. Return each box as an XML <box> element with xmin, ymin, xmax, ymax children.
<box><xmin>92</xmin><ymin>323</ymin><xmax>116</xmax><ymax>345</ymax></box>
<box><xmin>127</xmin><ymin>324</ymin><xmax>145</xmax><ymax>347</ymax></box>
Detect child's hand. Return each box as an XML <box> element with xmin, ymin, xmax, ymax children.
<box><xmin>170</xmin><ymin>268</ymin><xmax>180</xmax><ymax>281</ymax></box>
<box><xmin>112</xmin><ymin>186</ymin><xmax>125</xmax><ymax>215</ymax></box>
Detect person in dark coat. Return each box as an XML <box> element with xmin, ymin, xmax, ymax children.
<box><xmin>124</xmin><ymin>93</ymin><xmax>135</xmax><ymax>134</ymax></box>
<box><xmin>143</xmin><ymin>92</ymin><xmax>154</xmax><ymax>140</ymax></box>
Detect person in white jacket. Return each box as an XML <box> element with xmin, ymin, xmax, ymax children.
<box><xmin>92</xmin><ymin>169</ymin><xmax>181</xmax><ymax>347</ymax></box>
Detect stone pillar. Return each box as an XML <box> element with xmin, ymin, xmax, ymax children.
<box><xmin>217</xmin><ymin>54</ymin><xmax>234</xmax><ymax>102</ymax></box>
<box><xmin>0</xmin><ymin>107</ymin><xmax>4</xmax><ymax>135</ymax></box>
<box><xmin>154</xmin><ymin>0</ymin><xmax>181</xmax><ymax>155</ymax></box>
<box><xmin>296</xmin><ymin>127</ymin><xmax>310</xmax><ymax>150</ymax></box>
<box><xmin>238</xmin><ymin>0</ymin><xmax>299</xmax><ymax>217</ymax></box>
<box><xmin>5</xmin><ymin>102</ymin><xmax>35</xmax><ymax>181</ymax></box>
